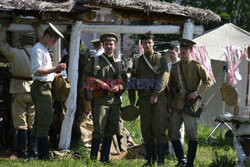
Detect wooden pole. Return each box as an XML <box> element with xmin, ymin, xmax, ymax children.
<box><xmin>182</xmin><ymin>18</ymin><xmax>195</xmax><ymax>39</ymax></box>
<box><xmin>114</xmin><ymin>16</ymin><xmax>122</xmax><ymax>60</ymax></box>
<box><xmin>59</xmin><ymin>21</ymin><xmax>82</xmax><ymax>150</ymax></box>
<box><xmin>53</xmin><ymin>38</ymin><xmax>61</xmax><ymax>66</ymax></box>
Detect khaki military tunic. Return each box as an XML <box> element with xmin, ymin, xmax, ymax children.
<box><xmin>168</xmin><ymin>59</ymin><xmax>213</xmax><ymax>141</ymax></box>
<box><xmin>0</xmin><ymin>27</ymin><xmax>34</xmax><ymax>130</ymax></box>
<box><xmin>83</xmin><ymin>54</ymin><xmax>127</xmax><ymax>139</ymax></box>
<box><xmin>128</xmin><ymin>50</ymin><xmax>169</xmax><ymax>144</ymax></box>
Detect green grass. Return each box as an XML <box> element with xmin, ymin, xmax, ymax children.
<box><xmin>0</xmin><ymin>92</ymin><xmax>238</xmax><ymax>166</ymax></box>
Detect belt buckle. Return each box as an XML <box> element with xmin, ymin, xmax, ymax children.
<box><xmin>108</xmin><ymin>92</ymin><xmax>114</xmax><ymax>96</ymax></box>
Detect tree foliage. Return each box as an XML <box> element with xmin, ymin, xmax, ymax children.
<box><xmin>162</xmin><ymin>0</ymin><xmax>250</xmax><ymax>31</ymax></box>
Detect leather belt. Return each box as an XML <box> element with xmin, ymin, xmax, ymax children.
<box><xmin>12</xmin><ymin>75</ymin><xmax>33</xmax><ymax>81</ymax></box>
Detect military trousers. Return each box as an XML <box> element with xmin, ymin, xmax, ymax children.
<box><xmin>169</xmin><ymin>108</ymin><xmax>198</xmax><ymax>141</ymax></box>
<box><xmin>139</xmin><ymin>95</ymin><xmax>168</xmax><ymax>144</ymax></box>
<box><xmin>30</xmin><ymin>80</ymin><xmax>53</xmax><ymax>138</ymax></box>
<box><xmin>92</xmin><ymin>102</ymin><xmax>120</xmax><ymax>140</ymax></box>
<box><xmin>12</xmin><ymin>93</ymin><xmax>35</xmax><ymax>130</ymax></box>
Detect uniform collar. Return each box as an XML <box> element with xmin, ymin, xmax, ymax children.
<box><xmin>144</xmin><ymin>50</ymin><xmax>154</xmax><ymax>58</ymax></box>
<box><xmin>103</xmin><ymin>53</ymin><xmax>116</xmax><ymax>62</ymax></box>
<box><xmin>181</xmin><ymin>58</ymin><xmax>192</xmax><ymax>64</ymax></box>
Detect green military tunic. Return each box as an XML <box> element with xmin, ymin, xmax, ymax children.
<box><xmin>128</xmin><ymin>50</ymin><xmax>169</xmax><ymax>144</ymax></box>
<box><xmin>168</xmin><ymin>59</ymin><xmax>213</xmax><ymax>141</ymax></box>
<box><xmin>83</xmin><ymin>54</ymin><xmax>127</xmax><ymax>139</ymax></box>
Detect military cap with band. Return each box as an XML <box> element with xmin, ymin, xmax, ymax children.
<box><xmin>47</xmin><ymin>23</ymin><xmax>64</xmax><ymax>39</ymax></box>
<box><xmin>91</xmin><ymin>39</ymin><xmax>101</xmax><ymax>46</ymax></box>
<box><xmin>178</xmin><ymin>38</ymin><xmax>196</xmax><ymax>48</ymax></box>
<box><xmin>100</xmin><ymin>33</ymin><xmax>118</xmax><ymax>43</ymax></box>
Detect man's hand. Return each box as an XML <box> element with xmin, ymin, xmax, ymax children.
<box><xmin>101</xmin><ymin>83</ymin><xmax>110</xmax><ymax>90</ymax></box>
<box><xmin>55</xmin><ymin>63</ymin><xmax>66</xmax><ymax>72</ymax></box>
<box><xmin>150</xmin><ymin>96</ymin><xmax>158</xmax><ymax>104</ymax></box>
<box><xmin>187</xmin><ymin>92</ymin><xmax>198</xmax><ymax>100</ymax></box>
<box><xmin>109</xmin><ymin>85</ymin><xmax>119</xmax><ymax>93</ymax></box>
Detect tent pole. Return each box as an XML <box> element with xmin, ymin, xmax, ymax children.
<box><xmin>245</xmin><ymin>46</ymin><xmax>250</xmax><ymax>106</ymax></box>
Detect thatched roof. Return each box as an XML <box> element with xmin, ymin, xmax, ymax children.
<box><xmin>80</xmin><ymin>0</ymin><xmax>221</xmax><ymax>24</ymax></box>
<box><xmin>0</xmin><ymin>0</ymin><xmax>92</xmax><ymax>13</ymax></box>
<box><xmin>0</xmin><ymin>0</ymin><xmax>221</xmax><ymax>24</ymax></box>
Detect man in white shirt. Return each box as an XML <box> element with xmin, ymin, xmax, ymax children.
<box><xmin>30</xmin><ymin>23</ymin><xmax>66</xmax><ymax>160</ymax></box>
<box><xmin>91</xmin><ymin>39</ymin><xmax>104</xmax><ymax>57</ymax></box>
<box><xmin>167</xmin><ymin>44</ymin><xmax>180</xmax><ymax>72</ymax></box>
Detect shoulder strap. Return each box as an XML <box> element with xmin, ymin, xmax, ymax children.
<box><xmin>22</xmin><ymin>48</ymin><xmax>31</xmax><ymax>61</ymax></box>
<box><xmin>142</xmin><ymin>54</ymin><xmax>157</xmax><ymax>75</ymax></box>
<box><xmin>100</xmin><ymin>55</ymin><xmax>115</xmax><ymax>73</ymax></box>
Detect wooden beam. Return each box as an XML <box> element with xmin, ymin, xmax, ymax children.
<box><xmin>0</xmin><ymin>23</ymin><xmax>67</xmax><ymax>32</ymax></box>
<box><xmin>80</xmin><ymin>24</ymin><xmax>204</xmax><ymax>35</ymax></box>
<box><xmin>59</xmin><ymin>21</ymin><xmax>82</xmax><ymax>150</ymax></box>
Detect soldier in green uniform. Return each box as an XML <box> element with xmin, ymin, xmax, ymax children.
<box><xmin>168</xmin><ymin>38</ymin><xmax>213</xmax><ymax>167</ymax></box>
<box><xmin>128</xmin><ymin>32</ymin><xmax>169</xmax><ymax>165</ymax></box>
<box><xmin>82</xmin><ymin>33</ymin><xmax>127</xmax><ymax>163</ymax></box>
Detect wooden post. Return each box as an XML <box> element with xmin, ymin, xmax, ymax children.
<box><xmin>114</xmin><ymin>16</ymin><xmax>122</xmax><ymax>60</ymax></box>
<box><xmin>53</xmin><ymin>38</ymin><xmax>61</xmax><ymax>66</ymax></box>
<box><xmin>59</xmin><ymin>21</ymin><xmax>82</xmax><ymax>150</ymax></box>
<box><xmin>182</xmin><ymin>18</ymin><xmax>195</xmax><ymax>40</ymax></box>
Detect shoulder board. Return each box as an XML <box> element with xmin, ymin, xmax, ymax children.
<box><xmin>133</xmin><ymin>54</ymin><xmax>142</xmax><ymax>59</ymax></box>
<box><xmin>172</xmin><ymin>61</ymin><xmax>180</xmax><ymax>66</ymax></box>
<box><xmin>192</xmin><ymin>59</ymin><xmax>202</xmax><ymax>65</ymax></box>
<box><xmin>155</xmin><ymin>52</ymin><xmax>162</xmax><ymax>56</ymax></box>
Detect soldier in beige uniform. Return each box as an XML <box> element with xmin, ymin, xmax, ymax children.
<box><xmin>128</xmin><ymin>32</ymin><xmax>169</xmax><ymax>165</ymax></box>
<box><xmin>83</xmin><ymin>33</ymin><xmax>127</xmax><ymax>163</ymax></box>
<box><xmin>0</xmin><ymin>24</ymin><xmax>36</xmax><ymax>158</ymax></box>
<box><xmin>168</xmin><ymin>38</ymin><xmax>213</xmax><ymax>167</ymax></box>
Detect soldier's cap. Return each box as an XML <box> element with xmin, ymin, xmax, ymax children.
<box><xmin>91</xmin><ymin>39</ymin><xmax>101</xmax><ymax>46</ymax></box>
<box><xmin>178</xmin><ymin>38</ymin><xmax>196</xmax><ymax>48</ymax></box>
<box><xmin>47</xmin><ymin>23</ymin><xmax>64</xmax><ymax>39</ymax></box>
<box><xmin>120</xmin><ymin>105</ymin><xmax>139</xmax><ymax>121</ymax></box>
<box><xmin>100</xmin><ymin>33</ymin><xmax>118</xmax><ymax>43</ymax></box>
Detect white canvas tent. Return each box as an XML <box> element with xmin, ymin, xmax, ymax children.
<box><xmin>193</xmin><ymin>23</ymin><xmax>250</xmax><ymax>126</ymax></box>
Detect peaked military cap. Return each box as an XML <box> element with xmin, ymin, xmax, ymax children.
<box><xmin>100</xmin><ymin>33</ymin><xmax>118</xmax><ymax>43</ymax></box>
<box><xmin>91</xmin><ymin>39</ymin><xmax>101</xmax><ymax>46</ymax></box>
<box><xmin>47</xmin><ymin>23</ymin><xmax>64</xmax><ymax>39</ymax></box>
<box><xmin>178</xmin><ymin>38</ymin><xmax>196</xmax><ymax>48</ymax></box>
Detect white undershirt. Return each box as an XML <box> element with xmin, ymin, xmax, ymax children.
<box><xmin>30</xmin><ymin>42</ymin><xmax>54</xmax><ymax>81</ymax></box>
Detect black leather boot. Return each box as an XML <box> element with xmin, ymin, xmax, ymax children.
<box><xmin>100</xmin><ymin>138</ymin><xmax>112</xmax><ymax>163</ymax></box>
<box><xmin>171</xmin><ymin>140</ymin><xmax>187</xmax><ymax>167</ymax></box>
<box><xmin>37</xmin><ymin>136</ymin><xmax>49</xmax><ymax>160</ymax></box>
<box><xmin>142</xmin><ymin>144</ymin><xmax>156</xmax><ymax>166</ymax></box>
<box><xmin>156</xmin><ymin>143</ymin><xmax>165</xmax><ymax>165</ymax></box>
<box><xmin>90</xmin><ymin>138</ymin><xmax>101</xmax><ymax>160</ymax></box>
<box><xmin>17</xmin><ymin>129</ymin><xmax>28</xmax><ymax>158</ymax></box>
<box><xmin>186</xmin><ymin>140</ymin><xmax>198</xmax><ymax>167</ymax></box>
<box><xmin>27</xmin><ymin>130</ymin><xmax>37</xmax><ymax>158</ymax></box>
